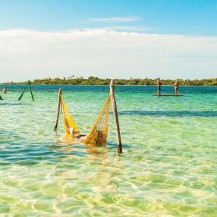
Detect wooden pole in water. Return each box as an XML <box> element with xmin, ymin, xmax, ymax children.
<box><xmin>54</xmin><ymin>88</ymin><xmax>62</xmax><ymax>130</ymax></box>
<box><xmin>18</xmin><ymin>87</ymin><xmax>27</xmax><ymax>101</ymax></box>
<box><xmin>110</xmin><ymin>80</ymin><xmax>122</xmax><ymax>154</ymax></box>
<box><xmin>28</xmin><ymin>80</ymin><xmax>34</xmax><ymax>101</ymax></box>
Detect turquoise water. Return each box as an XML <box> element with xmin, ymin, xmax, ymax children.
<box><xmin>0</xmin><ymin>85</ymin><xmax>217</xmax><ymax>216</ymax></box>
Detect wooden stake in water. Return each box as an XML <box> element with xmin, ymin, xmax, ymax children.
<box><xmin>28</xmin><ymin>80</ymin><xmax>34</xmax><ymax>101</ymax></box>
<box><xmin>110</xmin><ymin>80</ymin><xmax>122</xmax><ymax>154</ymax></box>
<box><xmin>54</xmin><ymin>88</ymin><xmax>62</xmax><ymax>130</ymax></box>
<box><xmin>18</xmin><ymin>87</ymin><xmax>27</xmax><ymax>101</ymax></box>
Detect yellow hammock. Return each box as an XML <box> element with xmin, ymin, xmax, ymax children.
<box><xmin>60</xmin><ymin>94</ymin><xmax>111</xmax><ymax>145</ymax></box>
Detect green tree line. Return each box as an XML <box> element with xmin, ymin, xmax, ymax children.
<box><xmin>3</xmin><ymin>77</ymin><xmax>217</xmax><ymax>86</ymax></box>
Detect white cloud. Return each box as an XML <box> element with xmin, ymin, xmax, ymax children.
<box><xmin>84</xmin><ymin>26</ymin><xmax>153</xmax><ymax>32</ymax></box>
<box><xmin>0</xmin><ymin>28</ymin><xmax>217</xmax><ymax>82</ymax></box>
<box><xmin>87</xmin><ymin>16</ymin><xmax>140</xmax><ymax>23</ymax></box>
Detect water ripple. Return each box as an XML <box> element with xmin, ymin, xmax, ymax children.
<box><xmin>119</xmin><ymin>110</ymin><xmax>217</xmax><ymax>117</ymax></box>
<box><xmin>0</xmin><ymin>86</ymin><xmax>217</xmax><ymax>216</ymax></box>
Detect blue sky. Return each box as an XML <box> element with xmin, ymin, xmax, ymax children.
<box><xmin>1</xmin><ymin>0</ymin><xmax>217</xmax><ymax>35</ymax></box>
<box><xmin>0</xmin><ymin>0</ymin><xmax>217</xmax><ymax>82</ymax></box>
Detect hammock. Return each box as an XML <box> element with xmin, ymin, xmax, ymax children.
<box><xmin>60</xmin><ymin>94</ymin><xmax>111</xmax><ymax>145</ymax></box>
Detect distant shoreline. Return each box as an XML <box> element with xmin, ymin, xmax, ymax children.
<box><xmin>1</xmin><ymin>84</ymin><xmax>217</xmax><ymax>87</ymax></box>
<box><xmin>1</xmin><ymin>77</ymin><xmax>217</xmax><ymax>86</ymax></box>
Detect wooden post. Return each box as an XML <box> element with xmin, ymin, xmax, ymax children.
<box><xmin>110</xmin><ymin>80</ymin><xmax>122</xmax><ymax>154</ymax></box>
<box><xmin>28</xmin><ymin>80</ymin><xmax>34</xmax><ymax>101</ymax></box>
<box><xmin>54</xmin><ymin>88</ymin><xmax>62</xmax><ymax>130</ymax></box>
<box><xmin>18</xmin><ymin>87</ymin><xmax>27</xmax><ymax>101</ymax></box>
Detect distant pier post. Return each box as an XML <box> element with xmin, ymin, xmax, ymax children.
<box><xmin>28</xmin><ymin>80</ymin><xmax>34</xmax><ymax>101</ymax></box>
<box><xmin>110</xmin><ymin>80</ymin><xmax>122</xmax><ymax>154</ymax></box>
<box><xmin>54</xmin><ymin>88</ymin><xmax>62</xmax><ymax>130</ymax></box>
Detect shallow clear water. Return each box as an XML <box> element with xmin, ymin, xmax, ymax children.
<box><xmin>0</xmin><ymin>85</ymin><xmax>217</xmax><ymax>216</ymax></box>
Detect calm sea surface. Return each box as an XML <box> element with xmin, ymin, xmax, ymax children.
<box><xmin>0</xmin><ymin>85</ymin><xmax>217</xmax><ymax>216</ymax></box>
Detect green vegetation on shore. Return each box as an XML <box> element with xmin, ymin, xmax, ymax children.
<box><xmin>3</xmin><ymin>77</ymin><xmax>217</xmax><ymax>86</ymax></box>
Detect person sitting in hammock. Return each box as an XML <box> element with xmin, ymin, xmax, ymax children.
<box><xmin>64</xmin><ymin>118</ymin><xmax>87</xmax><ymax>139</ymax></box>
<box><xmin>70</xmin><ymin>128</ymin><xmax>87</xmax><ymax>139</ymax></box>
<box><xmin>2</xmin><ymin>86</ymin><xmax>7</xmax><ymax>93</ymax></box>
